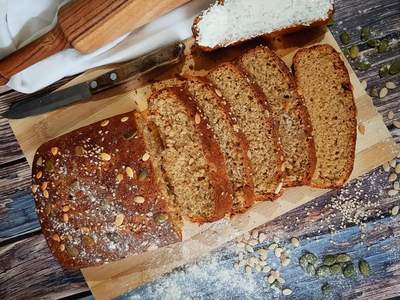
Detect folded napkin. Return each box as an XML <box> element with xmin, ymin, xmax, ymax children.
<box><xmin>0</xmin><ymin>0</ymin><xmax>214</xmax><ymax>94</ymax></box>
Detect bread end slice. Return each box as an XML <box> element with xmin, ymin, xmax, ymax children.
<box><xmin>293</xmin><ymin>44</ymin><xmax>357</xmax><ymax>188</ymax></box>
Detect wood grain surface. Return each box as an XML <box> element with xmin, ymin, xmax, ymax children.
<box><xmin>0</xmin><ymin>0</ymin><xmax>399</xmax><ymax>299</ymax></box>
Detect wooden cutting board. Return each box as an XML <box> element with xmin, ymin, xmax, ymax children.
<box><xmin>8</xmin><ymin>28</ymin><xmax>398</xmax><ymax>300</ymax></box>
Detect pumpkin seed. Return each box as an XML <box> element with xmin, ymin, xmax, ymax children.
<box><xmin>330</xmin><ymin>263</ymin><xmax>342</xmax><ymax>275</ymax></box>
<box><xmin>321</xmin><ymin>283</ymin><xmax>332</xmax><ymax>296</ymax></box>
<box><xmin>114</xmin><ymin>213</ymin><xmax>125</xmax><ymax>226</ymax></box>
<box><xmin>155</xmin><ymin>213</ymin><xmax>168</xmax><ymax>224</ymax></box>
<box><xmin>299</xmin><ymin>255</ymin><xmax>309</xmax><ymax>269</ymax></box>
<box><xmin>44</xmin><ymin>202</ymin><xmax>52</xmax><ymax>215</ymax></box>
<box><xmin>82</xmin><ymin>235</ymin><xmax>95</xmax><ymax>248</ymax></box>
<box><xmin>45</xmin><ymin>160</ymin><xmax>54</xmax><ymax>172</ymax></box>
<box><xmin>74</xmin><ymin>146</ymin><xmax>85</xmax><ymax>156</ymax></box>
<box><xmin>388</xmin><ymin>189</ymin><xmax>399</xmax><ymax>196</ymax></box>
<box><xmin>116</xmin><ymin>174</ymin><xmax>124</xmax><ymax>184</ymax></box>
<box><xmin>134</xmin><ymin>196</ymin><xmax>145</xmax><ymax>204</ymax></box>
<box><xmin>304</xmin><ymin>252</ymin><xmax>318</xmax><ymax>264</ymax></box>
<box><xmin>391</xmin><ymin>205</ymin><xmax>399</xmax><ymax>216</ymax></box>
<box><xmin>63</xmin><ymin>213</ymin><xmax>69</xmax><ymax>222</ymax></box>
<box><xmin>100</xmin><ymin>153</ymin><xmax>111</xmax><ymax>161</ymax></box>
<box><xmin>43</xmin><ymin>190</ymin><xmax>49</xmax><ymax>199</ymax></box>
<box><xmin>389</xmin><ymin>173</ymin><xmax>397</xmax><ymax>182</ymax></box>
<box><xmin>138</xmin><ymin>169</ymin><xmax>149</xmax><ymax>181</ymax></box>
<box><xmin>361</xmin><ymin>27</ymin><xmax>371</xmax><ymax>41</ymax></box>
<box><xmin>123</xmin><ymin>130</ymin><xmax>137</xmax><ymax>140</ymax></box>
<box><xmin>342</xmin><ymin>47</ymin><xmax>350</xmax><ymax>58</ymax></box>
<box><xmin>386</xmin><ymin>82</ymin><xmax>397</xmax><ymax>90</ymax></box>
<box><xmin>36</xmin><ymin>157</ymin><xmax>43</xmax><ymax>166</ymax></box>
<box><xmin>323</xmin><ymin>255</ymin><xmax>336</xmax><ymax>266</ymax></box>
<box><xmin>142</xmin><ymin>152</ymin><xmax>150</xmax><ymax>161</ymax></box>
<box><xmin>349</xmin><ymin>45</ymin><xmax>359</xmax><ymax>59</ymax></box>
<box><xmin>379</xmin><ymin>87</ymin><xmax>389</xmax><ymax>98</ymax></box>
<box><xmin>359</xmin><ymin>259</ymin><xmax>370</xmax><ymax>277</ymax></box>
<box><xmin>389</xmin><ymin>59</ymin><xmax>400</xmax><ymax>75</ymax></box>
<box><xmin>379</xmin><ymin>65</ymin><xmax>390</xmax><ymax>77</ymax></box>
<box><xmin>370</xmin><ymin>86</ymin><xmax>379</xmax><ymax>97</ymax></box>
<box><xmin>356</xmin><ymin>61</ymin><xmax>371</xmax><ymax>71</ymax></box>
<box><xmin>343</xmin><ymin>263</ymin><xmax>355</xmax><ymax>278</ymax></box>
<box><xmin>317</xmin><ymin>265</ymin><xmax>331</xmax><ymax>277</ymax></box>
<box><xmin>367</xmin><ymin>39</ymin><xmax>379</xmax><ymax>47</ymax></box>
<box><xmin>126</xmin><ymin>166</ymin><xmax>135</xmax><ymax>179</ymax></box>
<box><xmin>306</xmin><ymin>264</ymin><xmax>316</xmax><ymax>276</ymax></box>
<box><xmin>282</xmin><ymin>288</ymin><xmax>292</xmax><ymax>296</ymax></box>
<box><xmin>32</xmin><ymin>185</ymin><xmax>38</xmax><ymax>193</ymax></box>
<box><xmin>336</xmin><ymin>253</ymin><xmax>351</xmax><ymax>263</ymax></box>
<box><xmin>36</xmin><ymin>171</ymin><xmax>43</xmax><ymax>179</ymax></box>
<box><xmin>340</xmin><ymin>31</ymin><xmax>350</xmax><ymax>45</ymax></box>
<box><xmin>378</xmin><ymin>39</ymin><xmax>389</xmax><ymax>53</ymax></box>
<box><xmin>65</xmin><ymin>245</ymin><xmax>79</xmax><ymax>257</ymax></box>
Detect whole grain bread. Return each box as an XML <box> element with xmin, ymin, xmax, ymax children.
<box><xmin>31</xmin><ymin>112</ymin><xmax>182</xmax><ymax>269</ymax></box>
<box><xmin>237</xmin><ymin>46</ymin><xmax>316</xmax><ymax>186</ymax></box>
<box><xmin>184</xmin><ymin>76</ymin><xmax>255</xmax><ymax>213</ymax></box>
<box><xmin>192</xmin><ymin>0</ymin><xmax>333</xmax><ymax>51</ymax></box>
<box><xmin>292</xmin><ymin>44</ymin><xmax>357</xmax><ymax>188</ymax></box>
<box><xmin>147</xmin><ymin>87</ymin><xmax>233</xmax><ymax>222</ymax></box>
<box><xmin>207</xmin><ymin>63</ymin><xmax>284</xmax><ymax>200</ymax></box>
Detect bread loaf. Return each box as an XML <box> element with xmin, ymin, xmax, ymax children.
<box><xmin>185</xmin><ymin>77</ymin><xmax>255</xmax><ymax>213</ymax></box>
<box><xmin>237</xmin><ymin>46</ymin><xmax>316</xmax><ymax>186</ymax></box>
<box><xmin>31</xmin><ymin>113</ymin><xmax>182</xmax><ymax>269</ymax></box>
<box><xmin>147</xmin><ymin>87</ymin><xmax>233</xmax><ymax>222</ymax></box>
<box><xmin>192</xmin><ymin>0</ymin><xmax>333</xmax><ymax>51</ymax></box>
<box><xmin>292</xmin><ymin>44</ymin><xmax>357</xmax><ymax>187</ymax></box>
<box><xmin>207</xmin><ymin>63</ymin><xmax>284</xmax><ymax>199</ymax></box>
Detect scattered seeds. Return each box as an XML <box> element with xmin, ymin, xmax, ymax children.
<box><xmin>62</xmin><ymin>205</ymin><xmax>70</xmax><ymax>212</ymax></box>
<box><xmin>340</xmin><ymin>31</ymin><xmax>351</xmax><ymax>44</ymax></box>
<box><xmin>267</xmin><ymin>274</ymin><xmax>275</xmax><ymax>284</ymax></box>
<box><xmin>389</xmin><ymin>60</ymin><xmax>400</xmax><ymax>75</ymax></box>
<box><xmin>350</xmin><ymin>45</ymin><xmax>360</xmax><ymax>59</ymax></box>
<box><xmin>251</xmin><ymin>230</ymin><xmax>259</xmax><ymax>239</ymax></box>
<box><xmin>359</xmin><ymin>259</ymin><xmax>370</xmax><ymax>277</ymax></box>
<box><xmin>336</xmin><ymin>253</ymin><xmax>351</xmax><ymax>263</ymax></box>
<box><xmin>36</xmin><ymin>171</ymin><xmax>43</xmax><ymax>179</ymax></box>
<box><xmin>282</xmin><ymin>288</ymin><xmax>292</xmax><ymax>296</ymax></box>
<box><xmin>257</xmin><ymin>249</ymin><xmax>268</xmax><ymax>257</ymax></box>
<box><xmin>60</xmin><ymin>244</ymin><xmax>65</xmax><ymax>252</ymax></box>
<box><xmin>291</xmin><ymin>237</ymin><xmax>300</xmax><ymax>248</ymax></box>
<box><xmin>386</xmin><ymin>82</ymin><xmax>397</xmax><ymax>90</ymax></box>
<box><xmin>391</xmin><ymin>205</ymin><xmax>399</xmax><ymax>216</ymax></box>
<box><xmin>389</xmin><ymin>173</ymin><xmax>397</xmax><ymax>182</ymax></box>
<box><xmin>379</xmin><ymin>87</ymin><xmax>388</xmax><ymax>98</ymax></box>
<box><xmin>116</xmin><ymin>174</ymin><xmax>124</xmax><ymax>184</ymax></box>
<box><xmin>343</xmin><ymin>263</ymin><xmax>355</xmax><ymax>278</ymax></box>
<box><xmin>281</xmin><ymin>256</ymin><xmax>290</xmax><ymax>267</ymax></box>
<box><xmin>31</xmin><ymin>185</ymin><xmax>38</xmax><ymax>193</ymax></box>
<box><xmin>321</xmin><ymin>283</ymin><xmax>332</xmax><ymax>296</ymax></box>
<box><xmin>388</xmin><ymin>189</ymin><xmax>399</xmax><ymax>196</ymax></box>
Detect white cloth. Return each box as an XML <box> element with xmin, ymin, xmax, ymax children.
<box><xmin>0</xmin><ymin>0</ymin><xmax>213</xmax><ymax>94</ymax></box>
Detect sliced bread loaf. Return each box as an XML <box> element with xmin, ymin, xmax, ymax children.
<box><xmin>184</xmin><ymin>77</ymin><xmax>255</xmax><ymax>213</ymax></box>
<box><xmin>237</xmin><ymin>46</ymin><xmax>316</xmax><ymax>186</ymax></box>
<box><xmin>292</xmin><ymin>44</ymin><xmax>357</xmax><ymax>188</ymax></box>
<box><xmin>147</xmin><ymin>87</ymin><xmax>233</xmax><ymax>222</ymax></box>
<box><xmin>31</xmin><ymin>112</ymin><xmax>182</xmax><ymax>268</ymax></box>
<box><xmin>193</xmin><ymin>0</ymin><xmax>333</xmax><ymax>51</ymax></box>
<box><xmin>207</xmin><ymin>63</ymin><xmax>284</xmax><ymax>200</ymax></box>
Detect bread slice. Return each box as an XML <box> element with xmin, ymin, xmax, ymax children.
<box><xmin>192</xmin><ymin>0</ymin><xmax>333</xmax><ymax>51</ymax></box>
<box><xmin>31</xmin><ymin>112</ymin><xmax>182</xmax><ymax>269</ymax></box>
<box><xmin>207</xmin><ymin>63</ymin><xmax>284</xmax><ymax>200</ymax></box>
<box><xmin>147</xmin><ymin>87</ymin><xmax>233</xmax><ymax>222</ymax></box>
<box><xmin>237</xmin><ymin>46</ymin><xmax>316</xmax><ymax>186</ymax></box>
<box><xmin>292</xmin><ymin>44</ymin><xmax>357</xmax><ymax>188</ymax></box>
<box><xmin>184</xmin><ymin>77</ymin><xmax>255</xmax><ymax>213</ymax></box>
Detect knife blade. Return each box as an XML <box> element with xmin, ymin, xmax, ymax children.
<box><xmin>3</xmin><ymin>42</ymin><xmax>185</xmax><ymax>119</ymax></box>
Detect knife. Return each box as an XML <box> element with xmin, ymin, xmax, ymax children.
<box><xmin>2</xmin><ymin>42</ymin><xmax>185</xmax><ymax>119</ymax></box>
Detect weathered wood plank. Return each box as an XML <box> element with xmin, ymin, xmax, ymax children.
<box><xmin>0</xmin><ymin>233</ymin><xmax>89</xmax><ymax>299</ymax></box>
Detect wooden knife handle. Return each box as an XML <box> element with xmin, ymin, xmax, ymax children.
<box><xmin>0</xmin><ymin>25</ymin><xmax>70</xmax><ymax>85</ymax></box>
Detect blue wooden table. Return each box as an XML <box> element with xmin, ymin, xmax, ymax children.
<box><xmin>0</xmin><ymin>0</ymin><xmax>399</xmax><ymax>298</ymax></box>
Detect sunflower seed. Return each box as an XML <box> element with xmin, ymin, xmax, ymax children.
<box><xmin>134</xmin><ymin>196</ymin><xmax>145</xmax><ymax>204</ymax></box>
<box><xmin>126</xmin><ymin>167</ymin><xmax>135</xmax><ymax>178</ymax></box>
<box><xmin>267</xmin><ymin>275</ymin><xmax>275</xmax><ymax>284</ymax></box>
<box><xmin>257</xmin><ymin>249</ymin><xmax>268</xmax><ymax>257</ymax></box>
<box><xmin>291</xmin><ymin>237</ymin><xmax>300</xmax><ymax>248</ymax></box>
<box><xmin>390</xmin><ymin>159</ymin><xmax>397</xmax><ymax>168</ymax></box>
<box><xmin>269</xmin><ymin>243</ymin><xmax>278</xmax><ymax>250</ymax></box>
<box><xmin>248</xmin><ymin>239</ymin><xmax>258</xmax><ymax>246</ymax></box>
<box><xmin>394</xmin><ymin>181</ymin><xmax>400</xmax><ymax>190</ymax></box>
<box><xmin>391</xmin><ymin>205</ymin><xmax>399</xmax><ymax>216</ymax></box>
<box><xmin>394</xmin><ymin>121</ymin><xmax>400</xmax><ymax>129</ymax></box>
<box><xmin>282</xmin><ymin>288</ymin><xmax>292</xmax><ymax>296</ymax></box>
<box><xmin>380</xmin><ymin>87</ymin><xmax>388</xmax><ymax>98</ymax></box>
<box><xmin>383</xmin><ymin>162</ymin><xmax>391</xmax><ymax>172</ymax></box>
<box><xmin>245</xmin><ymin>245</ymin><xmax>254</xmax><ymax>253</ymax></box>
<box><xmin>121</xmin><ymin>116</ymin><xmax>129</xmax><ymax>122</ymax></box>
<box><xmin>100</xmin><ymin>153</ymin><xmax>111</xmax><ymax>161</ymax></box>
<box><xmin>388</xmin><ymin>189</ymin><xmax>399</xmax><ymax>196</ymax></box>
<box><xmin>275</xmin><ymin>247</ymin><xmax>283</xmax><ymax>258</ymax></box>
<box><xmin>258</xmin><ymin>233</ymin><xmax>267</xmax><ymax>243</ymax></box>
<box><xmin>142</xmin><ymin>152</ymin><xmax>150</xmax><ymax>161</ymax></box>
<box><xmin>262</xmin><ymin>266</ymin><xmax>272</xmax><ymax>273</ymax></box>
<box><xmin>386</xmin><ymin>82</ymin><xmax>397</xmax><ymax>90</ymax></box>
<box><xmin>389</xmin><ymin>173</ymin><xmax>397</xmax><ymax>182</ymax></box>
<box><xmin>114</xmin><ymin>213</ymin><xmax>125</xmax><ymax>226</ymax></box>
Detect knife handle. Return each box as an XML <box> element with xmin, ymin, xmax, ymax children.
<box><xmin>0</xmin><ymin>25</ymin><xmax>70</xmax><ymax>86</ymax></box>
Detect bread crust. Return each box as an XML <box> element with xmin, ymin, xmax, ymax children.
<box><xmin>292</xmin><ymin>44</ymin><xmax>357</xmax><ymax>188</ymax></box>
<box><xmin>192</xmin><ymin>6</ymin><xmax>334</xmax><ymax>52</ymax></box>
<box><xmin>184</xmin><ymin>76</ymin><xmax>256</xmax><ymax>213</ymax></box>
<box><xmin>31</xmin><ymin>112</ymin><xmax>182</xmax><ymax>269</ymax></box>
<box><xmin>236</xmin><ymin>46</ymin><xmax>317</xmax><ymax>187</ymax></box>
<box><xmin>148</xmin><ymin>87</ymin><xmax>233</xmax><ymax>222</ymax></box>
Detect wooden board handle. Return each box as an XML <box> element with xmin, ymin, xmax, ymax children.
<box><xmin>0</xmin><ymin>25</ymin><xmax>70</xmax><ymax>83</ymax></box>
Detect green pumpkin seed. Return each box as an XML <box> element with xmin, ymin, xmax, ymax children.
<box><xmin>36</xmin><ymin>157</ymin><xmax>43</xmax><ymax>167</ymax></box>
<box><xmin>379</xmin><ymin>65</ymin><xmax>390</xmax><ymax>77</ymax></box>
<box><xmin>378</xmin><ymin>39</ymin><xmax>389</xmax><ymax>53</ymax></box>
<box><xmin>317</xmin><ymin>265</ymin><xmax>331</xmax><ymax>277</ymax></box>
<box><xmin>330</xmin><ymin>263</ymin><xmax>342</xmax><ymax>275</ymax></box>
<box><xmin>45</xmin><ymin>160</ymin><xmax>54</xmax><ymax>172</ymax></box>
<box><xmin>359</xmin><ymin>259</ymin><xmax>370</xmax><ymax>277</ymax></box>
<box><xmin>389</xmin><ymin>60</ymin><xmax>400</xmax><ymax>75</ymax></box>
<box><xmin>361</xmin><ymin>27</ymin><xmax>371</xmax><ymax>41</ymax></box>
<box><xmin>340</xmin><ymin>32</ymin><xmax>351</xmax><ymax>45</ymax></box>
<box><xmin>321</xmin><ymin>283</ymin><xmax>332</xmax><ymax>296</ymax></box>
<box><xmin>349</xmin><ymin>45</ymin><xmax>359</xmax><ymax>59</ymax></box>
<box><xmin>299</xmin><ymin>255</ymin><xmax>308</xmax><ymax>269</ymax></box>
<box><xmin>370</xmin><ymin>86</ymin><xmax>379</xmax><ymax>97</ymax></box>
<box><xmin>367</xmin><ymin>39</ymin><xmax>379</xmax><ymax>47</ymax></box>
<box><xmin>74</xmin><ymin>146</ymin><xmax>85</xmax><ymax>156</ymax></box>
<box><xmin>65</xmin><ymin>245</ymin><xmax>79</xmax><ymax>257</ymax></box>
<box><xmin>306</xmin><ymin>264</ymin><xmax>316</xmax><ymax>276</ymax></box>
<box><xmin>343</xmin><ymin>263</ymin><xmax>355</xmax><ymax>278</ymax></box>
<box><xmin>44</xmin><ymin>202</ymin><xmax>52</xmax><ymax>216</ymax></box>
<box><xmin>342</xmin><ymin>47</ymin><xmax>350</xmax><ymax>58</ymax></box>
<box><xmin>123</xmin><ymin>129</ymin><xmax>137</xmax><ymax>140</ymax></box>
<box><xmin>323</xmin><ymin>255</ymin><xmax>336</xmax><ymax>266</ymax></box>
<box><xmin>155</xmin><ymin>213</ymin><xmax>169</xmax><ymax>224</ymax></box>
<box><xmin>356</xmin><ymin>61</ymin><xmax>371</xmax><ymax>71</ymax></box>
<box><xmin>336</xmin><ymin>253</ymin><xmax>351</xmax><ymax>263</ymax></box>
<box><xmin>81</xmin><ymin>235</ymin><xmax>95</xmax><ymax>248</ymax></box>
<box><xmin>304</xmin><ymin>252</ymin><xmax>318</xmax><ymax>264</ymax></box>
<box><xmin>138</xmin><ymin>169</ymin><xmax>149</xmax><ymax>181</ymax></box>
